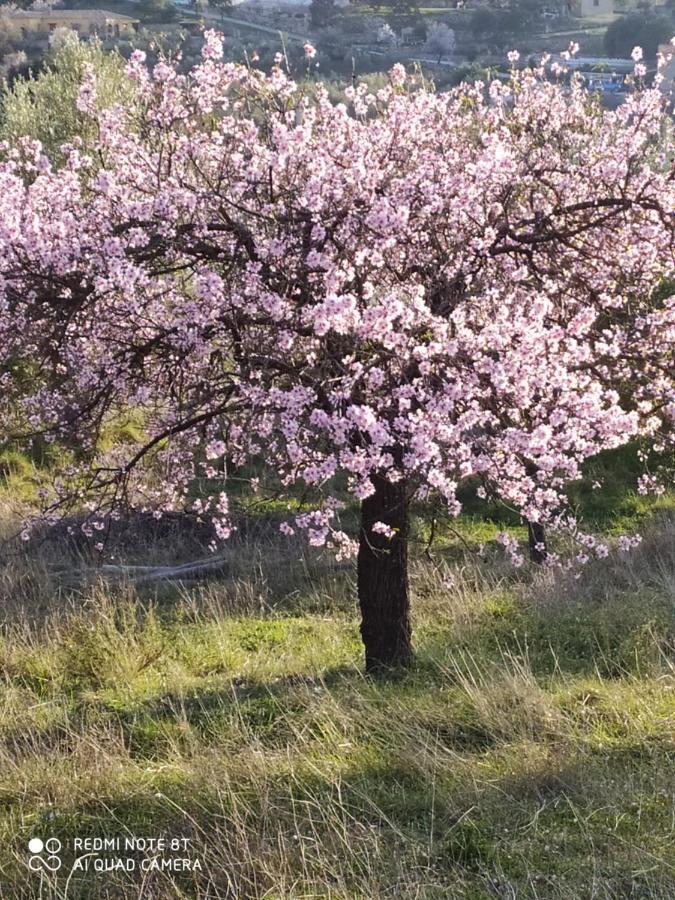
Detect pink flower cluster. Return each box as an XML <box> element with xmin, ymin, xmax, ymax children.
<box><xmin>0</xmin><ymin>42</ymin><xmax>673</xmax><ymax>557</ymax></box>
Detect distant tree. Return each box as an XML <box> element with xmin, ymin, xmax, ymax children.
<box><xmin>315</xmin><ymin>25</ymin><xmax>345</xmax><ymax>59</ymax></box>
<box><xmin>0</xmin><ymin>6</ymin><xmax>16</xmax><ymax>57</ymax></box>
<box><xmin>377</xmin><ymin>21</ymin><xmax>397</xmax><ymax>45</ymax></box>
<box><xmin>310</xmin><ymin>0</ymin><xmax>336</xmax><ymax>29</ymax></box>
<box><xmin>0</xmin><ymin>50</ymin><xmax>28</xmax><ymax>86</ymax></box>
<box><xmin>424</xmin><ymin>21</ymin><xmax>455</xmax><ymax>62</ymax></box>
<box><xmin>340</xmin><ymin>15</ymin><xmax>370</xmax><ymax>36</ymax></box>
<box><xmin>138</xmin><ymin>0</ymin><xmax>178</xmax><ymax>23</ymax></box>
<box><xmin>505</xmin><ymin>0</ymin><xmax>543</xmax><ymax>34</ymax></box>
<box><xmin>470</xmin><ymin>8</ymin><xmax>498</xmax><ymax>40</ymax></box>
<box><xmin>605</xmin><ymin>12</ymin><xmax>673</xmax><ymax>60</ymax></box>
<box><xmin>48</xmin><ymin>25</ymin><xmax>79</xmax><ymax>50</ymax></box>
<box><xmin>0</xmin><ymin>33</ymin><xmax>134</xmax><ymax>161</ymax></box>
<box><xmin>208</xmin><ymin>0</ymin><xmax>233</xmax><ymax>24</ymax></box>
<box><xmin>1</xmin><ymin>0</ymin><xmax>33</xmax><ymax>9</ymax></box>
<box><xmin>411</xmin><ymin>20</ymin><xmax>427</xmax><ymax>42</ymax></box>
<box><xmin>471</xmin><ymin>0</ymin><xmax>541</xmax><ymax>46</ymax></box>
<box><xmin>447</xmin><ymin>60</ymin><xmax>494</xmax><ymax>85</ymax></box>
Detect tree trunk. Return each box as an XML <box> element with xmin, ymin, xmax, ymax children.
<box><xmin>527</xmin><ymin>520</ymin><xmax>547</xmax><ymax>565</ymax></box>
<box><xmin>357</xmin><ymin>474</ymin><xmax>412</xmax><ymax>673</ymax></box>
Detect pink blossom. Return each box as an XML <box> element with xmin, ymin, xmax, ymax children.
<box><xmin>390</xmin><ymin>63</ymin><xmax>406</xmax><ymax>88</ymax></box>
<box><xmin>0</xmin><ymin>47</ymin><xmax>672</xmax><ymax>575</ymax></box>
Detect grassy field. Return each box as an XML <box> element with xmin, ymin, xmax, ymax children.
<box><xmin>0</xmin><ymin>474</ymin><xmax>674</xmax><ymax>899</ymax></box>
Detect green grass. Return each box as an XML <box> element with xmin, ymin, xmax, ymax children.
<box><xmin>0</xmin><ymin>510</ymin><xmax>674</xmax><ymax>898</ymax></box>
<box><xmin>0</xmin><ymin>441</ymin><xmax>673</xmax><ymax>897</ymax></box>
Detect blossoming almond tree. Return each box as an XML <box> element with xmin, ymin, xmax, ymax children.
<box><xmin>1</xmin><ymin>35</ymin><xmax>673</xmax><ymax>670</ymax></box>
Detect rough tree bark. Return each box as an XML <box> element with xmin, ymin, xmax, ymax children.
<box><xmin>357</xmin><ymin>473</ymin><xmax>412</xmax><ymax>673</ymax></box>
<box><xmin>527</xmin><ymin>520</ymin><xmax>548</xmax><ymax>565</ymax></box>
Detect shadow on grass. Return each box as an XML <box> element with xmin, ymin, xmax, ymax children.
<box><xmin>9</xmin><ymin>722</ymin><xmax>675</xmax><ymax>900</ymax></box>
<box><xmin>3</xmin><ymin>580</ymin><xmax>675</xmax><ymax>896</ymax></box>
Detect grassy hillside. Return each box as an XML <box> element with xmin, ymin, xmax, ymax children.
<box><xmin>0</xmin><ymin>503</ymin><xmax>673</xmax><ymax>898</ymax></box>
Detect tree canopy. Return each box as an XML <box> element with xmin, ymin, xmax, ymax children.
<box><xmin>605</xmin><ymin>12</ymin><xmax>674</xmax><ymax>61</ymax></box>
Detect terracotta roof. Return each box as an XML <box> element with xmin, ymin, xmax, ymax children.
<box><xmin>9</xmin><ymin>8</ymin><xmax>138</xmax><ymax>21</ymax></box>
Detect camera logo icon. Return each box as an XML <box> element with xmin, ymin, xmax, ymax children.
<box><xmin>28</xmin><ymin>837</ymin><xmax>62</xmax><ymax>872</ymax></box>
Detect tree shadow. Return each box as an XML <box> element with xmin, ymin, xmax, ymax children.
<box><xmin>11</xmin><ymin>715</ymin><xmax>675</xmax><ymax>900</ymax></box>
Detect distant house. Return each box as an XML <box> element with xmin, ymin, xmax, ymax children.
<box><xmin>5</xmin><ymin>9</ymin><xmax>139</xmax><ymax>39</ymax></box>
<box><xmin>565</xmin><ymin>0</ymin><xmax>614</xmax><ymax>16</ymax></box>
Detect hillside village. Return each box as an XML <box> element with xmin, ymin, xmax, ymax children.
<box><xmin>3</xmin><ymin>0</ymin><xmax>675</xmax><ymax>94</ymax></box>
